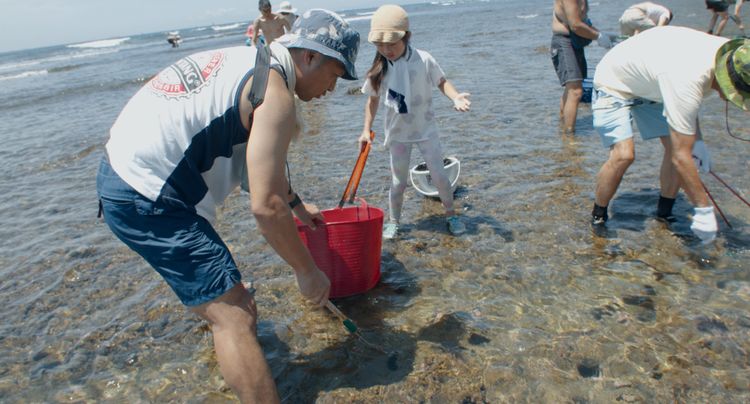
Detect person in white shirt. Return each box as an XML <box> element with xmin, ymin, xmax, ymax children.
<box><xmin>97</xmin><ymin>10</ymin><xmax>360</xmax><ymax>401</ymax></box>
<box><xmin>619</xmin><ymin>2</ymin><xmax>673</xmax><ymax>36</ymax></box>
<box><xmin>590</xmin><ymin>27</ymin><xmax>749</xmax><ymax>244</ymax></box>
<box><xmin>357</xmin><ymin>5</ymin><xmax>471</xmax><ymax>238</ymax></box>
<box><xmin>706</xmin><ymin>0</ymin><xmax>731</xmax><ymax>36</ymax></box>
<box><xmin>276</xmin><ymin>1</ymin><xmax>298</xmax><ymax>31</ymax></box>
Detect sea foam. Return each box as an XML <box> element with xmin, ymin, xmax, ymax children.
<box><xmin>68</xmin><ymin>37</ymin><xmax>131</xmax><ymax>49</ymax></box>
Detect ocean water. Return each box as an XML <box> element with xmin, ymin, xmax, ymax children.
<box><xmin>2</xmin><ymin>0</ymin><xmax>750</xmax><ymax>402</ymax></box>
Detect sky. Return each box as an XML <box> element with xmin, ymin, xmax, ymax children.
<box><xmin>0</xmin><ymin>0</ymin><xmax>403</xmax><ymax>53</ymax></box>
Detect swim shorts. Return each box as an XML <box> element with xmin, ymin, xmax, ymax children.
<box><xmin>551</xmin><ymin>33</ymin><xmax>587</xmax><ymax>86</ymax></box>
<box><xmin>592</xmin><ymin>89</ymin><xmax>670</xmax><ymax>148</ymax></box>
<box><xmin>706</xmin><ymin>0</ymin><xmax>729</xmax><ymax>12</ymax></box>
<box><xmin>96</xmin><ymin>158</ymin><xmax>242</xmax><ymax>307</ymax></box>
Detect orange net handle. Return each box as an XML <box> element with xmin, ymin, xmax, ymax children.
<box><xmin>338</xmin><ymin>131</ymin><xmax>375</xmax><ymax>208</ymax></box>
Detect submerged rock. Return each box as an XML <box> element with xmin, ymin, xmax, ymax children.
<box><xmin>577</xmin><ymin>359</ymin><xmax>602</xmax><ymax>378</ymax></box>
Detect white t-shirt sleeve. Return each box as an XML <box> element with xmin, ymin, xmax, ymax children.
<box><xmin>657</xmin><ymin>73</ymin><xmax>704</xmax><ymax>135</ymax></box>
<box><xmin>423</xmin><ymin>52</ymin><xmax>446</xmax><ymax>87</ymax></box>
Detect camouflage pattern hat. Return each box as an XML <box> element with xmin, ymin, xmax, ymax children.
<box><xmin>275</xmin><ymin>9</ymin><xmax>360</xmax><ymax>80</ymax></box>
<box><xmin>715</xmin><ymin>38</ymin><xmax>750</xmax><ymax>111</ymax></box>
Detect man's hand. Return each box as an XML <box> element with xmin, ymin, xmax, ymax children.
<box><xmin>452</xmin><ymin>93</ymin><xmax>471</xmax><ymax>112</ymax></box>
<box><xmin>692</xmin><ymin>140</ymin><xmax>712</xmax><ymax>174</ymax></box>
<box><xmin>292</xmin><ymin>202</ymin><xmax>324</xmax><ymax>230</ymax></box>
<box><xmin>296</xmin><ymin>267</ymin><xmax>330</xmax><ymax>306</ymax></box>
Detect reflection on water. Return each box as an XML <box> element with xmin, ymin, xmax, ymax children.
<box><xmin>2</xmin><ymin>0</ymin><xmax>750</xmax><ymax>402</ymax></box>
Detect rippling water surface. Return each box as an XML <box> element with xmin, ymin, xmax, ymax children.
<box><xmin>2</xmin><ymin>0</ymin><xmax>750</xmax><ymax>402</ymax></box>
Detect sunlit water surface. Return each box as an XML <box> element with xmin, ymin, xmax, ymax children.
<box><xmin>1</xmin><ymin>0</ymin><xmax>750</xmax><ymax>402</ymax></box>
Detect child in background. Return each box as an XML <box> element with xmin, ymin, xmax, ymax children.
<box><xmin>706</xmin><ymin>0</ymin><xmax>731</xmax><ymax>36</ymax></box>
<box><xmin>358</xmin><ymin>4</ymin><xmax>471</xmax><ymax>239</ymax></box>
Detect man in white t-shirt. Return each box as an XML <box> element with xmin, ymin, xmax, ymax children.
<box><xmin>590</xmin><ymin>27</ymin><xmax>749</xmax><ymax>244</ymax></box>
<box><xmin>619</xmin><ymin>2</ymin><xmax>673</xmax><ymax>36</ymax></box>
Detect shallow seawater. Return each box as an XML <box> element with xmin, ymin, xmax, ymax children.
<box><xmin>2</xmin><ymin>0</ymin><xmax>750</xmax><ymax>402</ymax></box>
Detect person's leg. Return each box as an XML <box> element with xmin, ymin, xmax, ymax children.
<box><xmin>97</xmin><ymin>159</ymin><xmax>275</xmax><ymax>401</ymax></box>
<box><xmin>595</xmin><ymin>139</ymin><xmax>636</xmax><ymax>208</ymax></box>
<box><xmin>559</xmin><ymin>90</ymin><xmax>567</xmax><ymax>121</ymax></box>
<box><xmin>670</xmin><ymin>129</ymin><xmax>718</xmax><ymax>242</ymax></box>
<box><xmin>416</xmin><ymin>137</ymin><xmax>455</xmax><ymax>215</ymax></box>
<box><xmin>591</xmin><ymin>91</ymin><xmax>637</xmax><ymax>222</ymax></box>
<box><xmin>563</xmin><ymin>44</ymin><xmax>588</xmax><ymax>135</ymax></box>
<box><xmin>735</xmin><ymin>0</ymin><xmax>746</xmax><ymax>32</ymax></box>
<box><xmin>655</xmin><ymin>136</ymin><xmax>680</xmax><ymax>219</ymax></box>
<box><xmin>716</xmin><ymin>11</ymin><xmax>730</xmax><ymax>35</ymax></box>
<box><xmin>562</xmin><ymin>81</ymin><xmax>584</xmax><ymax>135</ymax></box>
<box><xmin>669</xmin><ymin>130</ymin><xmax>709</xmax><ymax>207</ymax></box>
<box><xmin>388</xmin><ymin>141</ymin><xmax>413</xmax><ymax>224</ymax></box>
<box><xmin>416</xmin><ymin>137</ymin><xmax>465</xmax><ymax>235</ymax></box>
<box><xmin>708</xmin><ymin>11</ymin><xmax>718</xmax><ymax>33</ymax></box>
<box><xmin>631</xmin><ymin>100</ymin><xmax>678</xmax><ymax>218</ymax></box>
<box><xmin>658</xmin><ymin>137</ymin><xmax>680</xmax><ymax>199</ymax></box>
<box><xmin>191</xmin><ymin>284</ymin><xmax>280</xmax><ymax>404</ymax></box>
<box><xmin>551</xmin><ymin>34</ymin><xmax>585</xmax><ymax>134</ymax></box>
<box><xmin>670</xmin><ymin>128</ymin><xmax>718</xmax><ymax>242</ymax></box>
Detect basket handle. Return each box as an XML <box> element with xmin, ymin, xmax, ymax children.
<box><xmin>338</xmin><ymin>131</ymin><xmax>375</xmax><ymax>209</ymax></box>
<box><xmin>352</xmin><ymin>197</ymin><xmax>371</xmax><ymax>221</ymax></box>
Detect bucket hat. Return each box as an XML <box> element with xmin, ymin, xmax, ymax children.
<box><xmin>276</xmin><ymin>1</ymin><xmax>297</xmax><ymax>14</ymax></box>
<box><xmin>276</xmin><ymin>9</ymin><xmax>360</xmax><ymax>80</ymax></box>
<box><xmin>368</xmin><ymin>5</ymin><xmax>409</xmax><ymax>44</ymax></box>
<box><xmin>715</xmin><ymin>38</ymin><xmax>750</xmax><ymax>111</ymax></box>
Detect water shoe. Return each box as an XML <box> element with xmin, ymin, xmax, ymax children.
<box><xmin>382</xmin><ymin>223</ymin><xmax>399</xmax><ymax>239</ymax></box>
<box><xmin>447</xmin><ymin>216</ymin><xmax>466</xmax><ymax>236</ymax></box>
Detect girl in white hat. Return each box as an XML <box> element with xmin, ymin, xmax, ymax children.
<box><xmin>358</xmin><ymin>4</ymin><xmax>471</xmax><ymax>239</ymax></box>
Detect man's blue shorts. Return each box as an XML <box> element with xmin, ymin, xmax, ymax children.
<box><xmin>592</xmin><ymin>89</ymin><xmax>670</xmax><ymax>148</ymax></box>
<box><xmin>96</xmin><ymin>158</ymin><xmax>241</xmax><ymax>307</ymax></box>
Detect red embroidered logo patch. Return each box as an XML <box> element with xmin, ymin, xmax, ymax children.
<box><xmin>150</xmin><ymin>51</ymin><xmax>224</xmax><ymax>98</ymax></box>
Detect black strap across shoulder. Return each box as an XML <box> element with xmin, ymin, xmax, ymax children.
<box><xmin>248</xmin><ymin>44</ymin><xmax>272</xmax><ymax>111</ymax></box>
<box><xmin>240</xmin><ymin>44</ymin><xmax>284</xmax><ymax>193</ymax></box>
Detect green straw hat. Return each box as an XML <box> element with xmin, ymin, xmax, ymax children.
<box><xmin>715</xmin><ymin>38</ymin><xmax>750</xmax><ymax>111</ymax></box>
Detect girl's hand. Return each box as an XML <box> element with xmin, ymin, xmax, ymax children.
<box><xmin>358</xmin><ymin>129</ymin><xmax>372</xmax><ymax>151</ymax></box>
<box><xmin>453</xmin><ymin>93</ymin><xmax>471</xmax><ymax>112</ymax></box>
<box><xmin>293</xmin><ymin>202</ymin><xmax>325</xmax><ymax>230</ymax></box>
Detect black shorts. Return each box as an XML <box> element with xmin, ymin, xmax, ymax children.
<box><xmin>706</xmin><ymin>0</ymin><xmax>729</xmax><ymax>12</ymax></box>
<box><xmin>550</xmin><ymin>33</ymin><xmax>587</xmax><ymax>86</ymax></box>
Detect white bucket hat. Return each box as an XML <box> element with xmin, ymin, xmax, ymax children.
<box><xmin>276</xmin><ymin>1</ymin><xmax>297</xmax><ymax>14</ymax></box>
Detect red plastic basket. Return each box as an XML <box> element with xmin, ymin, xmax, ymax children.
<box><xmin>295</xmin><ymin>198</ymin><xmax>383</xmax><ymax>298</ymax></box>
